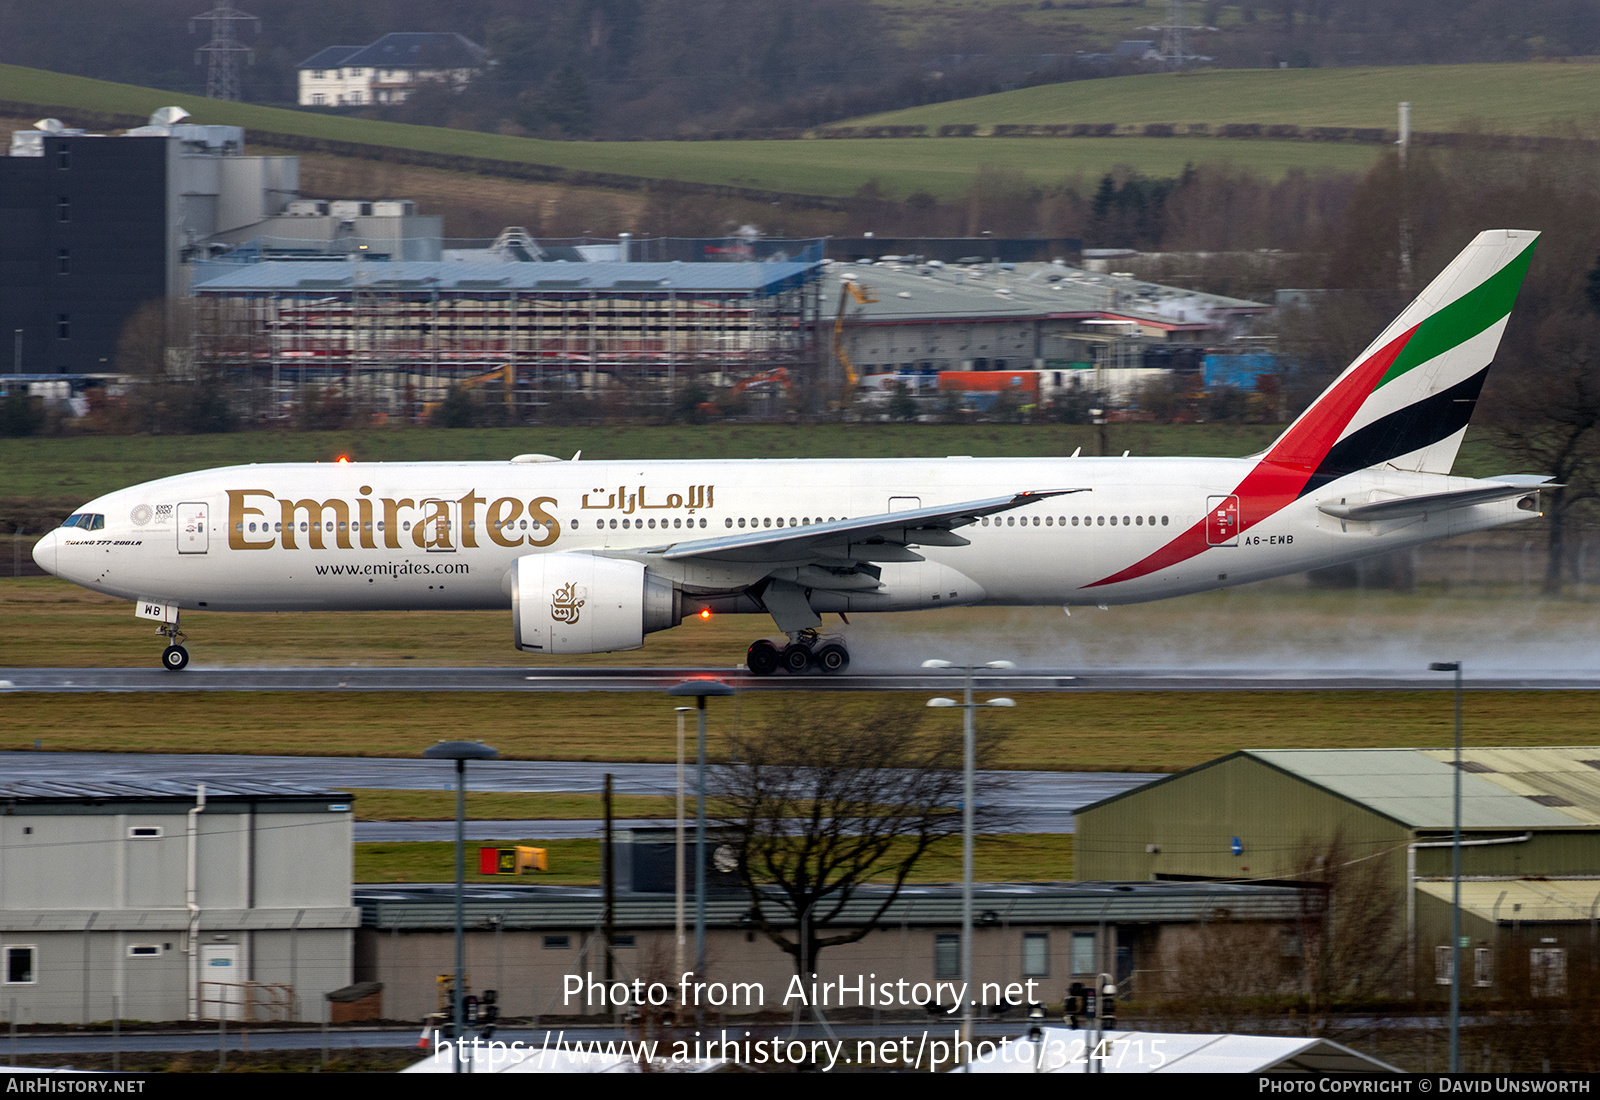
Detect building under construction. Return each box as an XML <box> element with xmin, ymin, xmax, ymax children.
<box><xmin>189</xmin><ymin>255</ymin><xmax>824</xmax><ymax>421</ymax></box>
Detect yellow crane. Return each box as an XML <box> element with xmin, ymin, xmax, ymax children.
<box><xmin>832</xmin><ymin>277</ymin><xmax>877</xmax><ymax>395</ymax></box>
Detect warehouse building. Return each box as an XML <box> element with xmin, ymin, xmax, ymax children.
<box><xmin>827</xmin><ymin>259</ymin><xmax>1269</xmax><ymax>409</ymax></box>
<box><xmin>353</xmin><ymin>879</ymin><xmax>1303</xmax><ymax>1021</ymax></box>
<box><xmin>1075</xmin><ymin>747</ymin><xmax>1600</xmax><ymax>1000</ymax></box>
<box><xmin>0</xmin><ymin>779</ymin><xmax>357</xmax><ymax>1024</ymax></box>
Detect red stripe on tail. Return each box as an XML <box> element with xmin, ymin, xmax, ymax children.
<box><xmin>1085</xmin><ymin>325</ymin><xmax>1415</xmax><ymax>589</ymax></box>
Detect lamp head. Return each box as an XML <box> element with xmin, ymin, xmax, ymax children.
<box><xmin>1430</xmin><ymin>661</ymin><xmax>1462</xmax><ymax>673</ymax></box>
<box><xmin>921</xmin><ymin>659</ymin><xmax>953</xmax><ymax>670</ymax></box>
<box><xmin>667</xmin><ymin>680</ymin><xmax>736</xmax><ymax>697</ymax></box>
<box><xmin>985</xmin><ymin>697</ymin><xmax>1017</xmax><ymax>708</ymax></box>
<box><xmin>926</xmin><ymin>697</ymin><xmax>958</xmax><ymax>708</ymax></box>
<box><xmin>423</xmin><ymin>741</ymin><xmax>499</xmax><ymax>761</ymax></box>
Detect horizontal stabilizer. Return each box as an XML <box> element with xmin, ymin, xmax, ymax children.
<box><xmin>1318</xmin><ymin>481</ymin><xmax>1548</xmax><ymax>522</ymax></box>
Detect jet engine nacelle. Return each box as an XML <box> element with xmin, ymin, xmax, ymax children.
<box><xmin>512</xmin><ymin>552</ymin><xmax>680</xmax><ymax>654</ymax></box>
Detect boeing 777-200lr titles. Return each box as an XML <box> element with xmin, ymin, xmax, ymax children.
<box><xmin>35</xmin><ymin>230</ymin><xmax>1549</xmax><ymax>674</ymax></box>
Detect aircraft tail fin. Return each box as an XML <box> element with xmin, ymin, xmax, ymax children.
<box><xmin>1263</xmin><ymin>229</ymin><xmax>1538</xmax><ymax>490</ymax></box>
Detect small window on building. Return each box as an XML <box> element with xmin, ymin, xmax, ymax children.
<box><xmin>934</xmin><ymin>933</ymin><xmax>959</xmax><ymax>980</ymax></box>
<box><xmin>613</xmin><ymin>935</ymin><xmax>635</xmax><ymax>948</ymax></box>
<box><xmin>4</xmin><ymin>947</ymin><xmax>35</xmax><ymax>985</ymax></box>
<box><xmin>542</xmin><ymin>935</ymin><xmax>570</xmax><ymax>950</ymax></box>
<box><xmin>56</xmin><ymin>315</ymin><xmax>69</xmax><ymax>340</ymax></box>
<box><xmin>57</xmin><ymin>249</ymin><xmax>69</xmax><ymax>275</ymax></box>
<box><xmin>128</xmin><ymin>945</ymin><xmax>162</xmax><ymax>957</ymax></box>
<box><xmin>1022</xmin><ymin>933</ymin><xmax>1049</xmax><ymax>978</ymax></box>
<box><xmin>1531</xmin><ymin>948</ymin><xmax>1567</xmax><ymax>997</ymax></box>
<box><xmin>1474</xmin><ymin>947</ymin><xmax>1494</xmax><ymax>988</ymax></box>
<box><xmin>1435</xmin><ymin>945</ymin><xmax>1454</xmax><ymax>986</ymax></box>
<box><xmin>57</xmin><ymin>146</ymin><xmax>70</xmax><ymax>170</ymax></box>
<box><xmin>1070</xmin><ymin>932</ymin><xmax>1097</xmax><ymax>976</ymax></box>
<box><xmin>58</xmin><ymin>197</ymin><xmax>70</xmax><ymax>223</ymax></box>
<box><xmin>128</xmin><ymin>826</ymin><xmax>163</xmax><ymax>839</ymax></box>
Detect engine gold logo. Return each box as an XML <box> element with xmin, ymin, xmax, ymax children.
<box><xmin>550</xmin><ymin>582</ymin><xmax>584</xmax><ymax>624</ymax></box>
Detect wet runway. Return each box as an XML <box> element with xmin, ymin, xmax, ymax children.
<box><xmin>0</xmin><ymin>752</ymin><xmax>1158</xmax><ymax>835</ymax></box>
<box><xmin>4</xmin><ymin>665</ymin><xmax>1596</xmax><ymax>692</ymax></box>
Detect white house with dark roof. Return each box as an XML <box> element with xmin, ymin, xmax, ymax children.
<box><xmin>297</xmin><ymin>33</ymin><xmax>489</xmax><ymax>107</ymax></box>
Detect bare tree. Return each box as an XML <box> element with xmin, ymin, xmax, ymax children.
<box><xmin>1486</xmin><ymin>309</ymin><xmax>1600</xmax><ymax>594</ymax></box>
<box><xmin>714</xmin><ymin>700</ymin><xmax>1010</xmax><ymax>979</ymax></box>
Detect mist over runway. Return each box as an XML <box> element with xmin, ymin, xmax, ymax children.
<box><xmin>4</xmin><ymin>664</ymin><xmax>1600</xmax><ymax>692</ymax></box>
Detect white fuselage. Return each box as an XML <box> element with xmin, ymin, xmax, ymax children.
<box><xmin>35</xmin><ymin>456</ymin><xmax>1534</xmax><ymax>620</ymax></box>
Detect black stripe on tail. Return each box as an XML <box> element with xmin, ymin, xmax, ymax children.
<box><xmin>1299</xmin><ymin>366</ymin><xmax>1489</xmax><ymax>496</ymax></box>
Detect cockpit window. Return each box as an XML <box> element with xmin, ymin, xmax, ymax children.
<box><xmin>60</xmin><ymin>513</ymin><xmax>104</xmax><ymax>530</ymax></box>
<box><xmin>62</xmin><ymin>514</ymin><xmax>83</xmax><ymax>528</ymax></box>
<box><xmin>89</xmin><ymin>514</ymin><xmax>104</xmax><ymax>530</ymax></box>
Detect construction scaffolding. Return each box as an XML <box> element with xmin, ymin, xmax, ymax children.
<box><xmin>190</xmin><ymin>258</ymin><xmax>823</xmax><ymax>422</ymax></box>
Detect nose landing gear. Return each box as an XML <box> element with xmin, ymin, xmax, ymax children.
<box><xmin>746</xmin><ymin>629</ymin><xmax>850</xmax><ymax>677</ymax></box>
<box><xmin>157</xmin><ymin>619</ymin><xmax>189</xmax><ymax>672</ymax></box>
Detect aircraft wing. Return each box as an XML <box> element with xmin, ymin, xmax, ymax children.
<box><xmin>645</xmin><ymin>489</ymin><xmax>1084</xmax><ymax>565</ymax></box>
<box><xmin>1317</xmin><ymin>479</ymin><xmax>1552</xmax><ymax>523</ymax></box>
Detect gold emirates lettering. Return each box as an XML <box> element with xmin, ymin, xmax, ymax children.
<box><xmin>227</xmin><ymin>489</ymin><xmax>560</xmax><ymax>550</ymax></box>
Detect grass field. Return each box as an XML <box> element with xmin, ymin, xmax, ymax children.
<box><xmin>345</xmin><ymin>789</ymin><xmax>679</xmax><ymax>821</ymax></box>
<box><xmin>352</xmin><ymin>833</ymin><xmax>1073</xmax><ymax>884</ymax></box>
<box><xmin>852</xmin><ymin>62</ymin><xmax>1600</xmax><ymax>134</ymax></box>
<box><xmin>0</xmin><ymin>63</ymin><xmax>1377</xmax><ymax>197</ymax></box>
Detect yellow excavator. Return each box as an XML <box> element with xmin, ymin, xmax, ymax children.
<box><xmin>421</xmin><ymin>363</ymin><xmax>515</xmax><ymax>420</ymax></box>
<box><xmin>832</xmin><ymin>277</ymin><xmax>877</xmax><ymax>400</ymax></box>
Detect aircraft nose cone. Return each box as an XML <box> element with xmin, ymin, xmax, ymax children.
<box><xmin>31</xmin><ymin>529</ymin><xmax>58</xmax><ymax>576</ymax></box>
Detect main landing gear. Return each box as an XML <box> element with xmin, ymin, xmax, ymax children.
<box><xmin>746</xmin><ymin>629</ymin><xmax>850</xmax><ymax>677</ymax></box>
<box><xmin>157</xmin><ymin>619</ymin><xmax>189</xmax><ymax>672</ymax></box>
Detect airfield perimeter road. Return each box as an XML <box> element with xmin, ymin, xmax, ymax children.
<box><xmin>0</xmin><ymin>752</ymin><xmax>1153</xmax><ymax>835</ymax></box>
<box><xmin>5</xmin><ymin>665</ymin><xmax>1600</xmax><ymax>692</ymax></box>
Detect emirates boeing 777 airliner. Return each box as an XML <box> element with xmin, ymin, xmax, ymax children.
<box><xmin>34</xmin><ymin>230</ymin><xmax>1547</xmax><ymax>674</ymax></box>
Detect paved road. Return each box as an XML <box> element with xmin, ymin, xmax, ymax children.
<box><xmin>4</xmin><ymin>665</ymin><xmax>1595</xmax><ymax>692</ymax></box>
<box><xmin>0</xmin><ymin>752</ymin><xmax>1157</xmax><ymax>834</ymax></box>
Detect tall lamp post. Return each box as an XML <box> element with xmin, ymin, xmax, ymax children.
<box><xmin>924</xmin><ymin>658</ymin><xmax>1016</xmax><ymax>1047</ymax></box>
<box><xmin>667</xmin><ymin>680</ymin><xmax>736</xmax><ymax>982</ymax></box>
<box><xmin>423</xmin><ymin>739</ymin><xmax>499</xmax><ymax>1074</ymax></box>
<box><xmin>673</xmin><ymin>705</ymin><xmax>694</xmax><ymax>981</ymax></box>
<box><xmin>1429</xmin><ymin>661</ymin><xmax>1464</xmax><ymax>1074</ymax></box>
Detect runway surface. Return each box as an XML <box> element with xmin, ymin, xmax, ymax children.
<box><xmin>0</xmin><ymin>752</ymin><xmax>1157</xmax><ymax>834</ymax></box>
<box><xmin>5</xmin><ymin>665</ymin><xmax>1598</xmax><ymax>692</ymax></box>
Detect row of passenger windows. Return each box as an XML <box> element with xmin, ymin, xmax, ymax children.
<box><xmin>61</xmin><ymin>513</ymin><xmax>104</xmax><ymax>530</ymax></box>
<box><xmin>572</xmin><ymin>517</ymin><xmax>710</xmax><ymax>530</ymax></box>
<box><xmin>982</xmin><ymin>514</ymin><xmax>1169</xmax><ymax>528</ymax></box>
<box><xmin>240</xmin><ymin>519</ymin><xmax>555</xmax><ymax>533</ymax></box>
<box><xmin>236</xmin><ymin>513</ymin><xmax>1170</xmax><ymax>536</ymax></box>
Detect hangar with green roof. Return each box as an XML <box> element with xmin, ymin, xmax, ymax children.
<box><xmin>1074</xmin><ymin>747</ymin><xmax>1600</xmax><ymax>999</ymax></box>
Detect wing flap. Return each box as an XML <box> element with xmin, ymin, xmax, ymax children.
<box><xmin>653</xmin><ymin>488</ymin><xmax>1083</xmax><ymax>564</ymax></box>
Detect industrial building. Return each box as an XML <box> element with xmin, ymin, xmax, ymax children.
<box><xmin>1074</xmin><ymin>747</ymin><xmax>1600</xmax><ymax>1000</ymax></box>
<box><xmin>827</xmin><ymin>258</ymin><xmax>1270</xmax><ymax>407</ymax></box>
<box><xmin>353</xmin><ymin>879</ymin><xmax>1303</xmax><ymax>1020</ymax></box>
<box><xmin>0</xmin><ymin>113</ymin><xmax>295</xmax><ymax>374</ymax></box>
<box><xmin>188</xmin><ymin>254</ymin><xmax>824</xmax><ymax>421</ymax></box>
<box><xmin>0</xmin><ymin>779</ymin><xmax>357</xmax><ymax>1024</ymax></box>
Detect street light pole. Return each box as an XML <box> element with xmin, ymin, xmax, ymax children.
<box><xmin>1430</xmin><ymin>660</ymin><xmax>1463</xmax><ymax>1074</ymax></box>
<box><xmin>924</xmin><ymin>658</ymin><xmax>1016</xmax><ymax>1048</ymax></box>
<box><xmin>667</xmin><ymin>680</ymin><xmax>736</xmax><ymax>988</ymax></box>
<box><xmin>674</xmin><ymin>705</ymin><xmax>693</xmax><ymax>981</ymax></box>
<box><xmin>422</xmin><ymin>740</ymin><xmax>499</xmax><ymax>1074</ymax></box>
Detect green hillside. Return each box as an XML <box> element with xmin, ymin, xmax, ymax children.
<box><xmin>0</xmin><ymin>63</ymin><xmax>1376</xmax><ymax>200</ymax></box>
<box><xmin>851</xmin><ymin>63</ymin><xmax>1600</xmax><ymax>133</ymax></box>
